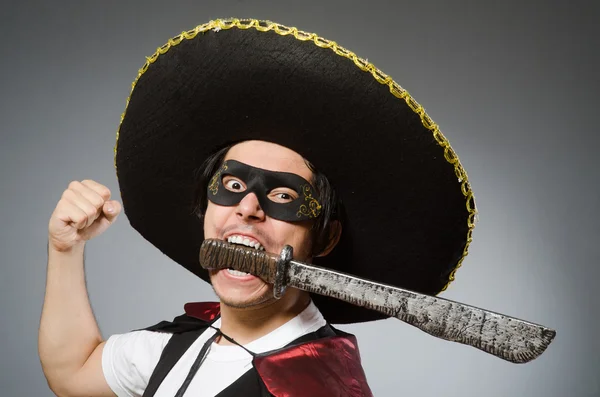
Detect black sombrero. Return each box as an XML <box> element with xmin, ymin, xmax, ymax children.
<box><xmin>115</xmin><ymin>18</ymin><xmax>476</xmax><ymax>324</ymax></box>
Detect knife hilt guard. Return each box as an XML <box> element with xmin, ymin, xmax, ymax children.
<box><xmin>273</xmin><ymin>245</ymin><xmax>293</xmax><ymax>299</ymax></box>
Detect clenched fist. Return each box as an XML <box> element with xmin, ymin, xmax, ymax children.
<box><xmin>48</xmin><ymin>180</ymin><xmax>121</xmax><ymax>252</ymax></box>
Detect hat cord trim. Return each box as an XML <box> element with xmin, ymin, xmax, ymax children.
<box><xmin>114</xmin><ymin>18</ymin><xmax>476</xmax><ymax>293</ymax></box>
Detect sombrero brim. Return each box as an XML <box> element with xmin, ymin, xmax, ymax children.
<box><xmin>115</xmin><ymin>19</ymin><xmax>476</xmax><ymax>324</ymax></box>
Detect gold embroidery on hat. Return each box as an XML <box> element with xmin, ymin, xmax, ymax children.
<box><xmin>208</xmin><ymin>163</ymin><xmax>228</xmax><ymax>195</ymax></box>
<box><xmin>114</xmin><ymin>18</ymin><xmax>477</xmax><ymax>293</ymax></box>
<box><xmin>297</xmin><ymin>184</ymin><xmax>322</xmax><ymax>219</ymax></box>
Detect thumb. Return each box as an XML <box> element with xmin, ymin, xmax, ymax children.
<box><xmin>102</xmin><ymin>200</ymin><xmax>122</xmax><ymax>223</ymax></box>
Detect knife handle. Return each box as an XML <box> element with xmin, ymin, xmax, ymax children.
<box><xmin>200</xmin><ymin>239</ymin><xmax>279</xmax><ymax>283</ymax></box>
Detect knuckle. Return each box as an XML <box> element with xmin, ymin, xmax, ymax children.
<box><xmin>61</xmin><ymin>189</ymin><xmax>74</xmax><ymax>200</ymax></box>
<box><xmin>68</xmin><ymin>180</ymin><xmax>81</xmax><ymax>190</ymax></box>
<box><xmin>92</xmin><ymin>197</ymin><xmax>105</xmax><ymax>209</ymax></box>
<box><xmin>98</xmin><ymin>187</ymin><xmax>111</xmax><ymax>200</ymax></box>
<box><xmin>86</xmin><ymin>206</ymin><xmax>98</xmax><ymax>218</ymax></box>
<box><xmin>82</xmin><ymin>180</ymin><xmax>110</xmax><ymax>199</ymax></box>
<box><xmin>87</xmin><ymin>193</ymin><xmax>104</xmax><ymax>208</ymax></box>
<box><xmin>73</xmin><ymin>212</ymin><xmax>88</xmax><ymax>225</ymax></box>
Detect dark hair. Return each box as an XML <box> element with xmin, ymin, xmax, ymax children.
<box><xmin>192</xmin><ymin>144</ymin><xmax>344</xmax><ymax>256</ymax></box>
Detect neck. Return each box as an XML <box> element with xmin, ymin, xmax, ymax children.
<box><xmin>217</xmin><ymin>289</ymin><xmax>311</xmax><ymax>346</ymax></box>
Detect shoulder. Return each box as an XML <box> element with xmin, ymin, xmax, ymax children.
<box><xmin>103</xmin><ymin>329</ymin><xmax>173</xmax><ymax>371</ymax></box>
<box><xmin>102</xmin><ymin>330</ymin><xmax>173</xmax><ymax>397</ymax></box>
<box><xmin>102</xmin><ymin>302</ymin><xmax>220</xmax><ymax>397</ymax></box>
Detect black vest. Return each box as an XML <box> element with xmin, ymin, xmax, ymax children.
<box><xmin>141</xmin><ymin>313</ymin><xmax>340</xmax><ymax>397</ymax></box>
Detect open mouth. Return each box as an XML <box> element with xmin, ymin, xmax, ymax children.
<box><xmin>225</xmin><ymin>234</ymin><xmax>265</xmax><ymax>276</ymax></box>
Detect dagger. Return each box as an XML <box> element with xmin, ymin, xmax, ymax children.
<box><xmin>199</xmin><ymin>238</ymin><xmax>556</xmax><ymax>364</ymax></box>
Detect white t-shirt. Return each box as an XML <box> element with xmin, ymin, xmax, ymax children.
<box><xmin>102</xmin><ymin>301</ymin><xmax>326</xmax><ymax>397</ymax></box>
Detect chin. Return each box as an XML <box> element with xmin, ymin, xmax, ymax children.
<box><xmin>212</xmin><ymin>280</ymin><xmax>275</xmax><ymax>309</ymax></box>
<box><xmin>210</xmin><ymin>271</ymin><xmax>275</xmax><ymax>309</ymax></box>
<box><xmin>217</xmin><ymin>291</ymin><xmax>275</xmax><ymax>309</ymax></box>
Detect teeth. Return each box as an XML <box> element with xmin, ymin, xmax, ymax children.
<box><xmin>227</xmin><ymin>268</ymin><xmax>252</xmax><ymax>277</ymax></box>
<box><xmin>226</xmin><ymin>235</ymin><xmax>264</xmax><ymax>251</ymax></box>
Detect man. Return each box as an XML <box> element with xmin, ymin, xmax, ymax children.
<box><xmin>39</xmin><ymin>18</ymin><xmax>473</xmax><ymax>396</ymax></box>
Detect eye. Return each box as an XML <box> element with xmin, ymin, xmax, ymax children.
<box><xmin>223</xmin><ymin>176</ymin><xmax>246</xmax><ymax>192</ymax></box>
<box><xmin>268</xmin><ymin>189</ymin><xmax>298</xmax><ymax>203</ymax></box>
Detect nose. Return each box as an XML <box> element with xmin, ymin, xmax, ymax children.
<box><xmin>236</xmin><ymin>192</ymin><xmax>265</xmax><ymax>222</ymax></box>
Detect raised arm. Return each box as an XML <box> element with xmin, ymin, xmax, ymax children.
<box><xmin>39</xmin><ymin>180</ymin><xmax>121</xmax><ymax>397</ymax></box>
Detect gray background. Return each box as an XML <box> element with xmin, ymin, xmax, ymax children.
<box><xmin>1</xmin><ymin>1</ymin><xmax>598</xmax><ymax>396</ymax></box>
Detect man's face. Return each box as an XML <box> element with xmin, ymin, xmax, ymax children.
<box><xmin>203</xmin><ymin>140</ymin><xmax>315</xmax><ymax>309</ymax></box>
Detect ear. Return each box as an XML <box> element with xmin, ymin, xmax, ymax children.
<box><xmin>316</xmin><ymin>220</ymin><xmax>342</xmax><ymax>257</ymax></box>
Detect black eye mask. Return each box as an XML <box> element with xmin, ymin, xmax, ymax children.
<box><xmin>207</xmin><ymin>160</ymin><xmax>322</xmax><ymax>221</ymax></box>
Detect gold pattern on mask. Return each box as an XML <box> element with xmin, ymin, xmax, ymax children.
<box><xmin>297</xmin><ymin>184</ymin><xmax>322</xmax><ymax>219</ymax></box>
<box><xmin>208</xmin><ymin>163</ymin><xmax>228</xmax><ymax>195</ymax></box>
